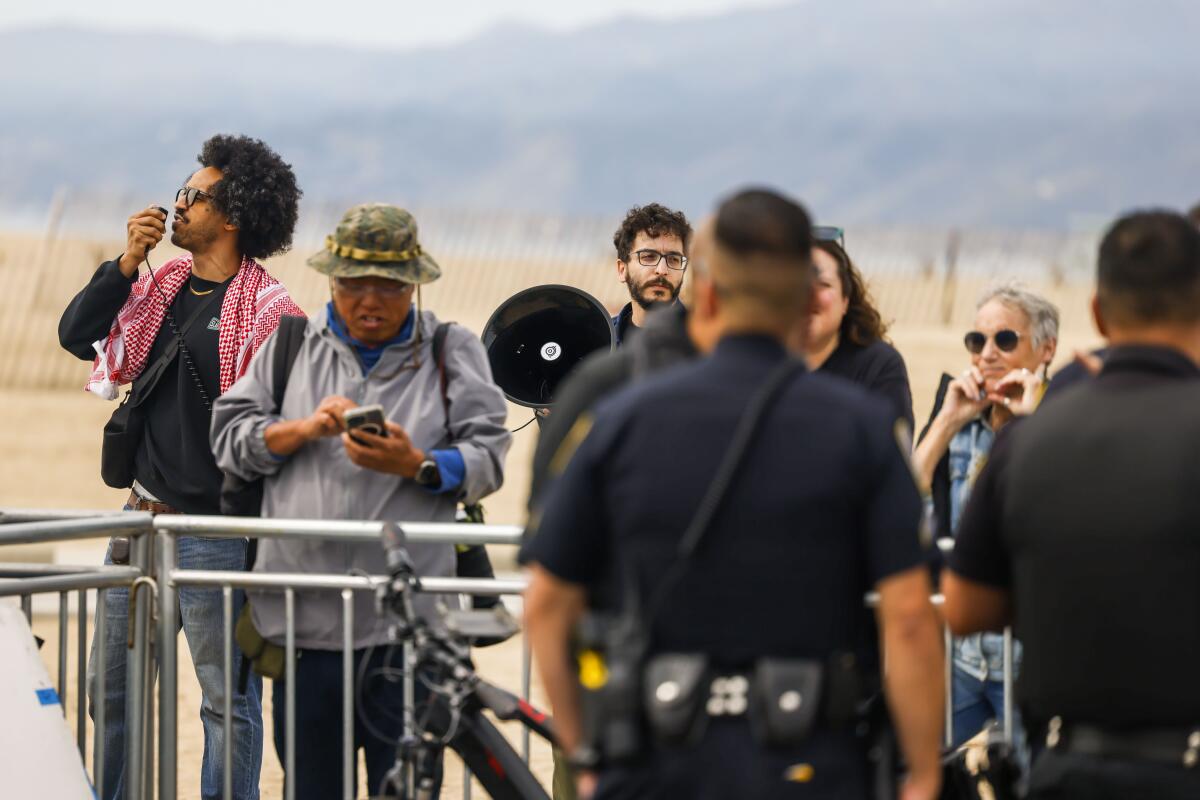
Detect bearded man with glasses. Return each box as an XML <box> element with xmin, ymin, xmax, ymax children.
<box><xmin>211</xmin><ymin>203</ymin><xmax>511</xmax><ymax>800</ymax></box>
<box><xmin>58</xmin><ymin>134</ymin><xmax>304</xmax><ymax>799</ymax></box>
<box><xmin>912</xmin><ymin>281</ymin><xmax>1059</xmax><ymax>762</ymax></box>
<box><xmin>610</xmin><ymin>203</ymin><xmax>693</xmax><ymax>345</ymax></box>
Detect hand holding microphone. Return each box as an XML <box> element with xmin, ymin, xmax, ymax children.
<box><xmin>117</xmin><ymin>205</ymin><xmax>169</xmax><ymax>277</ymax></box>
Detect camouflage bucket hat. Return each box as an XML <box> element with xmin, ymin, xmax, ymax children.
<box><xmin>306</xmin><ymin>203</ymin><xmax>442</xmax><ymax>284</ymax></box>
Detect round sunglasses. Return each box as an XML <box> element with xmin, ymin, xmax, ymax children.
<box><xmin>964</xmin><ymin>329</ymin><xmax>1020</xmax><ymax>354</ymax></box>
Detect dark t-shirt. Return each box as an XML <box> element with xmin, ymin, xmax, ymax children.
<box><xmin>59</xmin><ymin>259</ymin><xmax>230</xmax><ymax>513</ymax></box>
<box><xmin>818</xmin><ymin>338</ymin><xmax>914</xmax><ymax>433</ymax></box>
<box><xmin>522</xmin><ymin>335</ymin><xmax>924</xmax><ymax>666</ymax></box>
<box><xmin>949</xmin><ymin>345</ymin><xmax>1200</xmax><ymax>730</ymax></box>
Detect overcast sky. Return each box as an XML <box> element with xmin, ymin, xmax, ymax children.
<box><xmin>0</xmin><ymin>0</ymin><xmax>785</xmax><ymax>50</ymax></box>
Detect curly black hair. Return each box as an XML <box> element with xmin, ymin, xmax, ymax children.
<box><xmin>197</xmin><ymin>134</ymin><xmax>301</xmax><ymax>260</ymax></box>
<box><xmin>612</xmin><ymin>203</ymin><xmax>692</xmax><ymax>263</ymax></box>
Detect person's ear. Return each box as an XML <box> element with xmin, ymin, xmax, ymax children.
<box><xmin>616</xmin><ymin>259</ymin><xmax>628</xmax><ymax>285</ymax></box>
<box><xmin>1042</xmin><ymin>336</ymin><xmax>1058</xmax><ymax>366</ymax></box>
<box><xmin>694</xmin><ymin>274</ymin><xmax>719</xmax><ymax>319</ymax></box>
<box><xmin>1091</xmin><ymin>294</ymin><xmax>1109</xmax><ymax>338</ymax></box>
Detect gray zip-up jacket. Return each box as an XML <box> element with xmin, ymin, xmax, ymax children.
<box><xmin>211</xmin><ymin>306</ymin><xmax>511</xmax><ymax>649</ymax></box>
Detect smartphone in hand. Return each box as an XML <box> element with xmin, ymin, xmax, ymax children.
<box><xmin>344</xmin><ymin>404</ymin><xmax>388</xmax><ymax>439</ymax></box>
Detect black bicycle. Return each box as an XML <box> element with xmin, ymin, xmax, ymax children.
<box><xmin>374</xmin><ymin>524</ymin><xmax>557</xmax><ymax>800</ymax></box>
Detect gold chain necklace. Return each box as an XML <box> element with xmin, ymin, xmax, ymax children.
<box><xmin>189</xmin><ymin>280</ymin><xmax>215</xmax><ymax>297</ymax></box>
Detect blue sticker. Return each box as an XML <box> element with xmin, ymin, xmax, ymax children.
<box><xmin>36</xmin><ymin>687</ymin><xmax>60</xmax><ymax>706</ymax></box>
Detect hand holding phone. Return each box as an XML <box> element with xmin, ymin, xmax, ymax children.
<box><xmin>344</xmin><ymin>404</ymin><xmax>389</xmax><ymax>439</ymax></box>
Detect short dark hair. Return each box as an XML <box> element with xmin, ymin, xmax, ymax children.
<box><xmin>709</xmin><ymin>188</ymin><xmax>814</xmax><ymax>325</ymax></box>
<box><xmin>612</xmin><ymin>203</ymin><xmax>692</xmax><ymax>262</ymax></box>
<box><xmin>197</xmin><ymin>134</ymin><xmax>301</xmax><ymax>260</ymax></box>
<box><xmin>714</xmin><ymin>188</ymin><xmax>812</xmax><ymax>260</ymax></box>
<box><xmin>815</xmin><ymin>239</ymin><xmax>889</xmax><ymax>345</ymax></box>
<box><xmin>1097</xmin><ymin>210</ymin><xmax>1200</xmax><ymax>325</ymax></box>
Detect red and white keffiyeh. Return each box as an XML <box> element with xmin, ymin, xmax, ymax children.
<box><xmin>86</xmin><ymin>255</ymin><xmax>305</xmax><ymax>400</ymax></box>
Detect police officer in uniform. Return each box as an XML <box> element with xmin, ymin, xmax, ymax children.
<box><xmin>944</xmin><ymin>210</ymin><xmax>1200</xmax><ymax>799</ymax></box>
<box><xmin>523</xmin><ymin>189</ymin><xmax>944</xmax><ymax>800</ymax></box>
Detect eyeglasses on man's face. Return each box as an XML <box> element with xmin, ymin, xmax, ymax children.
<box><xmin>175</xmin><ymin>185</ymin><xmax>214</xmax><ymax>209</ymax></box>
<box><xmin>631</xmin><ymin>249</ymin><xmax>688</xmax><ymax>271</ymax></box>
<box><xmin>332</xmin><ymin>276</ymin><xmax>413</xmax><ymax>298</ymax></box>
<box><xmin>964</xmin><ymin>329</ymin><xmax>1020</xmax><ymax>354</ymax></box>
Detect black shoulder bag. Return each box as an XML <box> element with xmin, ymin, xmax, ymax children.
<box><xmin>219</xmin><ymin>313</ymin><xmax>308</xmax><ymax>518</ymax></box>
<box><xmin>100</xmin><ymin>289</ymin><xmax>224</xmax><ymax>489</ymax></box>
<box><xmin>430</xmin><ymin>322</ymin><xmax>510</xmax><ymax>646</ymax></box>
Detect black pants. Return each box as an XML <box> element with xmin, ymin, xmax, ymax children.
<box><xmin>1027</xmin><ymin>750</ymin><xmax>1200</xmax><ymax>799</ymax></box>
<box><xmin>594</xmin><ymin>719</ymin><xmax>869</xmax><ymax>800</ymax></box>
<box><xmin>272</xmin><ymin>646</ymin><xmax>442</xmax><ymax>800</ymax></box>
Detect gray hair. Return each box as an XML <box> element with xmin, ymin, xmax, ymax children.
<box><xmin>976</xmin><ymin>282</ymin><xmax>1060</xmax><ymax>347</ymax></box>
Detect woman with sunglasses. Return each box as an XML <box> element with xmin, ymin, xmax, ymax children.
<box><xmin>798</xmin><ymin>237</ymin><xmax>915</xmax><ymax>430</ymax></box>
<box><xmin>913</xmin><ymin>282</ymin><xmax>1059</xmax><ymax>755</ymax></box>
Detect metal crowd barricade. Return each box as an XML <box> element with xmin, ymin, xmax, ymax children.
<box><xmin>0</xmin><ymin>509</ymin><xmax>1021</xmax><ymax>799</ymax></box>
<box><xmin>153</xmin><ymin>515</ymin><xmax>531</xmax><ymax>800</ymax></box>
<box><xmin>0</xmin><ymin>510</ymin><xmax>155</xmax><ymax>800</ymax></box>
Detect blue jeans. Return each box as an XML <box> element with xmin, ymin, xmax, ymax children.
<box><xmin>951</xmin><ymin>664</ymin><xmax>1029</xmax><ymax>778</ymax></box>
<box><xmin>87</xmin><ymin>533</ymin><xmax>264</xmax><ymax>800</ymax></box>
<box><xmin>272</xmin><ymin>646</ymin><xmax>442</xmax><ymax>800</ymax></box>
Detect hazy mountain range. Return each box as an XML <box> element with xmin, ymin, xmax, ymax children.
<box><xmin>2</xmin><ymin>0</ymin><xmax>1198</xmax><ymax>229</ymax></box>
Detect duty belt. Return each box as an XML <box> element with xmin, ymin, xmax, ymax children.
<box><xmin>1046</xmin><ymin>716</ymin><xmax>1200</xmax><ymax>769</ymax></box>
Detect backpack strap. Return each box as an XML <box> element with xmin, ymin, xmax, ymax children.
<box><xmin>431</xmin><ymin>321</ymin><xmax>452</xmax><ymax>420</ymax></box>
<box><xmin>271</xmin><ymin>314</ymin><xmax>308</xmax><ymax>411</ymax></box>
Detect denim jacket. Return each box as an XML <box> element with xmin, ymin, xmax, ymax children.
<box><xmin>945</xmin><ymin>417</ymin><xmax>1022</xmax><ymax>681</ymax></box>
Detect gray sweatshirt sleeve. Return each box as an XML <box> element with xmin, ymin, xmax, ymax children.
<box><xmin>210</xmin><ymin>327</ymin><xmax>288</xmax><ymax>481</ymax></box>
<box><xmin>443</xmin><ymin>324</ymin><xmax>512</xmax><ymax>505</ymax></box>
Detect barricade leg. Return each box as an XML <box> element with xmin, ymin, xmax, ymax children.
<box><xmin>158</xmin><ymin>532</ymin><xmax>178</xmax><ymax>800</ymax></box>
<box><xmin>285</xmin><ymin>588</ymin><xmax>296</xmax><ymax>800</ymax></box>
<box><xmin>522</xmin><ymin>634</ymin><xmax>532</xmax><ymax>763</ymax></box>
<box><xmin>943</xmin><ymin>623</ymin><xmax>954</xmax><ymax>749</ymax></box>
<box><xmin>127</xmin><ymin>532</ymin><xmax>153</xmax><ymax>800</ymax></box>
<box><xmin>223</xmin><ymin>585</ymin><xmax>234</xmax><ymax>800</ymax></box>
<box><xmin>94</xmin><ymin>587</ymin><xmax>107</xmax><ymax>797</ymax></box>
<box><xmin>342</xmin><ymin>590</ymin><xmax>354</xmax><ymax>800</ymax></box>
<box><xmin>1002</xmin><ymin>626</ymin><xmax>1014</xmax><ymax>745</ymax></box>
<box><xmin>77</xmin><ymin>589</ymin><xmax>88</xmax><ymax>758</ymax></box>
<box><xmin>58</xmin><ymin>591</ymin><xmax>69</xmax><ymax>717</ymax></box>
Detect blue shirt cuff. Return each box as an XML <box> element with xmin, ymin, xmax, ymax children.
<box><xmin>427</xmin><ymin>448</ymin><xmax>465</xmax><ymax>494</ymax></box>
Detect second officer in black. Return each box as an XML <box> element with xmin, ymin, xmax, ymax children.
<box><xmin>523</xmin><ymin>189</ymin><xmax>944</xmax><ymax>800</ymax></box>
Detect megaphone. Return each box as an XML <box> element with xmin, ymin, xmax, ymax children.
<box><xmin>481</xmin><ymin>284</ymin><xmax>616</xmax><ymax>408</ymax></box>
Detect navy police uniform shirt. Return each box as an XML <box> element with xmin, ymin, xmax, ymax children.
<box><xmin>950</xmin><ymin>344</ymin><xmax>1200</xmax><ymax>733</ymax></box>
<box><xmin>523</xmin><ymin>334</ymin><xmax>925</xmax><ymax>668</ymax></box>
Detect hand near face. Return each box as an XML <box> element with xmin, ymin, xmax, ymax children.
<box><xmin>117</xmin><ymin>206</ymin><xmax>168</xmax><ymax>277</ymax></box>
<box><xmin>342</xmin><ymin>420</ymin><xmax>425</xmax><ymax>478</ymax></box>
<box><xmin>940</xmin><ymin>365</ymin><xmax>990</xmax><ymax>429</ymax></box>
<box><xmin>991</xmin><ymin>365</ymin><xmax>1046</xmax><ymax>416</ymax></box>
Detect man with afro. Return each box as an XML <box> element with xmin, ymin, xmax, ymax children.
<box><xmin>59</xmin><ymin>134</ymin><xmax>305</xmax><ymax>800</ymax></box>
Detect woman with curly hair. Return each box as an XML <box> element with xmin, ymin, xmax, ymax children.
<box><xmin>799</xmin><ymin>237</ymin><xmax>914</xmax><ymax>430</ymax></box>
